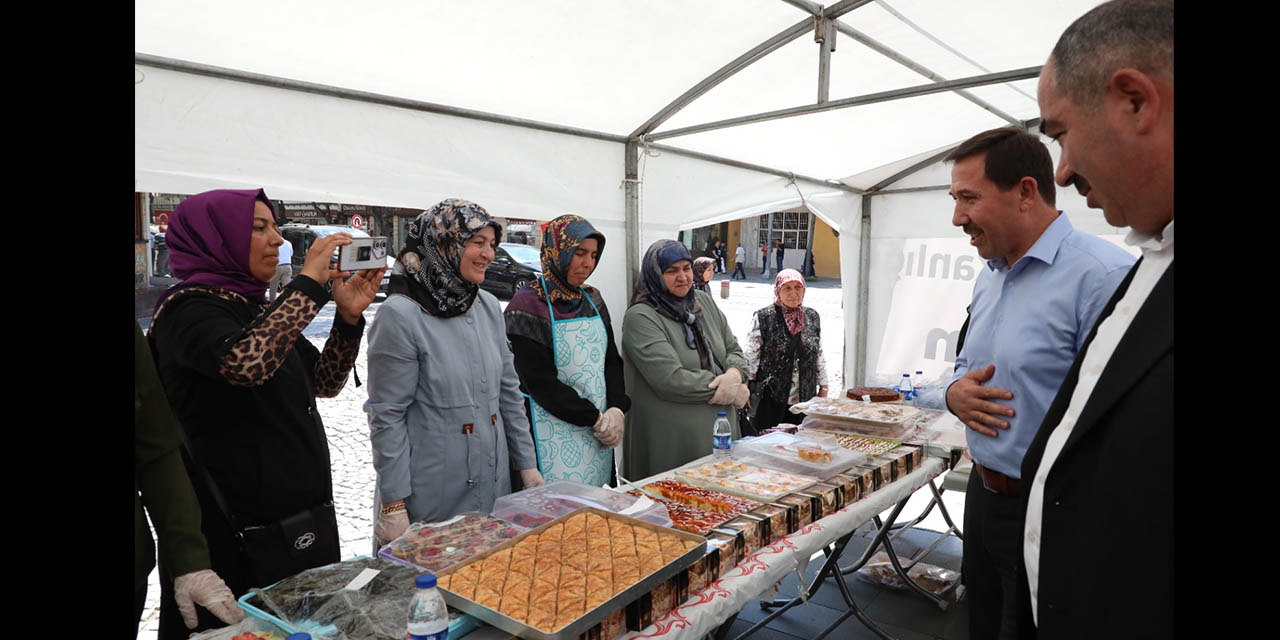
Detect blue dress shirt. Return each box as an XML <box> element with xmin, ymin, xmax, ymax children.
<box><xmin>949</xmin><ymin>214</ymin><xmax>1134</xmax><ymax>478</ymax></box>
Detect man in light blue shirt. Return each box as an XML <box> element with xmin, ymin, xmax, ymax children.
<box><xmin>944</xmin><ymin>127</ymin><xmax>1133</xmax><ymax>639</ymax></box>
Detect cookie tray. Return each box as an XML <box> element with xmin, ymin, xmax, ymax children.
<box><xmin>434</xmin><ymin>506</ymin><xmax>707</xmax><ymax>640</ymax></box>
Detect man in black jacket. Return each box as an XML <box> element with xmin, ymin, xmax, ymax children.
<box><xmin>1020</xmin><ymin>1</ymin><xmax>1173</xmax><ymax>637</ymax></box>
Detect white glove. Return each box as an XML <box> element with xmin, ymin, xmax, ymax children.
<box><xmin>594</xmin><ymin>408</ymin><xmax>625</xmax><ymax>449</ymax></box>
<box><xmin>707</xmin><ymin>369</ymin><xmax>743</xmax><ymax>405</ymax></box>
<box><xmin>173</xmin><ymin>569</ymin><xmax>245</xmax><ymax>629</ymax></box>
<box><xmin>374</xmin><ymin>509</ymin><xmax>410</xmax><ymax>546</ymax></box>
<box><xmin>520</xmin><ymin>468</ymin><xmax>545</xmax><ymax>489</ymax></box>
<box><xmin>732</xmin><ymin>383</ymin><xmax>750</xmax><ymax>409</ymax></box>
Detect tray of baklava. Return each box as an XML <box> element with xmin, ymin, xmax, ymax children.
<box><xmin>434</xmin><ymin>506</ymin><xmax>706</xmax><ymax>640</ymax></box>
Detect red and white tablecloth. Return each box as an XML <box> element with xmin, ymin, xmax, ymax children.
<box><xmin>618</xmin><ymin>457</ymin><xmax>946</xmax><ymax>640</ymax></box>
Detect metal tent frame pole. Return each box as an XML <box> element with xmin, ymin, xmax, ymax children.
<box><xmin>646</xmin><ymin>66</ymin><xmax>1041</xmax><ymax>141</ymax></box>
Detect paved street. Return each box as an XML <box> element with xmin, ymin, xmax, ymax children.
<box><xmin>136</xmin><ymin>271</ymin><xmax>850</xmax><ymax>638</ymax></box>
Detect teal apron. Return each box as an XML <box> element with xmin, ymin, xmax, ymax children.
<box><xmin>525</xmin><ymin>276</ymin><xmax>614</xmax><ymax>485</ymax></box>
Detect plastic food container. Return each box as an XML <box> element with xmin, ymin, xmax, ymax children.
<box><xmin>490</xmin><ymin>479</ymin><xmax>672</xmax><ymax>529</ymax></box>
<box><xmin>237</xmin><ymin>556</ymin><xmax>481</xmax><ymax>640</ymax></box>
<box><xmin>674</xmin><ymin>459</ymin><xmax>818</xmax><ymax>503</ymax></box>
<box><xmin>378</xmin><ymin>512</ymin><xmax>526</xmax><ymax>573</ymax></box>
<box><xmin>734</xmin><ymin>432</ymin><xmax>867</xmax><ymax>477</ymax></box>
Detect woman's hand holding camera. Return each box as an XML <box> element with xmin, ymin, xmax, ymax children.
<box><xmin>298</xmin><ymin>233</ymin><xmax>386</xmax><ymax>325</ymax></box>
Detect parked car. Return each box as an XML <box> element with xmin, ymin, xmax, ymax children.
<box><xmin>481</xmin><ymin>242</ymin><xmax>542</xmax><ymax>298</ymax></box>
<box><xmin>279</xmin><ymin>223</ymin><xmax>392</xmax><ymax>296</ymax></box>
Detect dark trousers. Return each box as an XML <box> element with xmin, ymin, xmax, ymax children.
<box><xmin>776</xmin><ymin>255</ymin><xmax>784</xmax><ymax>271</ymax></box>
<box><xmin>732</xmin><ymin>262</ymin><xmax>746</xmax><ymax>280</ymax></box>
<box><xmin>963</xmin><ymin>470</ymin><xmax>1035</xmax><ymax>640</ymax></box>
<box><xmin>753</xmin><ymin>393</ymin><xmax>805</xmax><ymax>432</ymax></box>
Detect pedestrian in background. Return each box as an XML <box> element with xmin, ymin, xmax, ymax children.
<box><xmin>621</xmin><ymin>239</ymin><xmax>749</xmax><ymax>480</ymax></box>
<box><xmin>366</xmin><ymin>199</ymin><xmax>543</xmax><ymax>549</ymax></box>
<box><xmin>154</xmin><ymin>221</ymin><xmax>171</xmax><ymax>276</ymax></box>
<box><xmin>760</xmin><ymin>243</ymin><xmax>769</xmax><ymax>275</ymax></box>
<box><xmin>774</xmin><ymin>238</ymin><xmax>786</xmax><ymax>272</ymax></box>
<box><xmin>267</xmin><ymin>233</ymin><xmax>294</xmax><ymax>302</ymax></box>
<box><xmin>691</xmin><ymin>256</ymin><xmax>716</xmax><ymax>295</ymax></box>
<box><xmin>715</xmin><ymin>240</ymin><xmax>728</xmax><ymax>273</ymax></box>
<box><xmin>136</xmin><ymin>321</ymin><xmax>243</xmax><ymax>636</ymax></box>
<box><xmin>732</xmin><ymin>244</ymin><xmax>746</xmax><ymax>280</ymax></box>
<box><xmin>743</xmin><ymin>269</ymin><xmax>829</xmax><ymax>431</ymax></box>
<box><xmin>148</xmin><ymin>189</ymin><xmax>383</xmax><ymax>638</ymax></box>
<box><xmin>504</xmin><ymin>214</ymin><xmax>629</xmax><ymax>486</ymax></box>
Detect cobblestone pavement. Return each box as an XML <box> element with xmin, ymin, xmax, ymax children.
<box><xmin>137</xmin><ymin>273</ymin><xmax>846</xmax><ymax>638</ymax></box>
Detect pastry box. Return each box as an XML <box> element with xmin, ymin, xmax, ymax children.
<box><xmin>491</xmin><ymin>480</ymin><xmax>672</xmax><ymax>529</ymax></box>
<box><xmin>807</xmin><ymin>482</ymin><xmax>844</xmax><ymax>516</ymax></box>
<box><xmin>776</xmin><ymin>494</ymin><xmax>813</xmax><ymax>528</ymax></box>
<box><xmin>435</xmin><ymin>507</ymin><xmax>704</xmax><ymax>640</ymax></box>
<box><xmin>751</xmin><ymin>503</ymin><xmax>792</xmax><ymax>543</ymax></box>
<box><xmin>704</xmin><ymin>531</ymin><xmax>741</xmax><ymax>581</ymax></box>
<box><xmin>734</xmin><ymin>431</ymin><xmax>867</xmax><ymax>477</ymax></box>
<box><xmin>826</xmin><ymin>473</ymin><xmax>862</xmax><ymax>506</ymax></box>
<box><xmin>674</xmin><ymin>459</ymin><xmax>818</xmax><ymax>503</ymax></box>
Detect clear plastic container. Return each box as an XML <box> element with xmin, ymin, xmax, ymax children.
<box><xmin>490</xmin><ymin>479</ymin><xmax>672</xmax><ymax>529</ymax></box>
<box><xmin>378</xmin><ymin>512</ymin><xmax>526</xmax><ymax>572</ymax></box>
<box><xmin>734</xmin><ymin>431</ymin><xmax>867</xmax><ymax>476</ymax></box>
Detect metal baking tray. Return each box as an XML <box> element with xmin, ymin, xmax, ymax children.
<box><xmin>435</xmin><ymin>506</ymin><xmax>706</xmax><ymax>640</ymax></box>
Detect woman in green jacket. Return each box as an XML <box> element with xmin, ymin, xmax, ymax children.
<box><xmin>621</xmin><ymin>240</ymin><xmax>749</xmax><ymax>480</ymax></box>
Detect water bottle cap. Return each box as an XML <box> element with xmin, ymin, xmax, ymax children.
<box><xmin>416</xmin><ymin>573</ymin><xmax>437</xmax><ymax>589</ymax></box>
<box><xmin>915</xmin><ymin>370</ymin><xmax>923</xmax><ymax>374</ymax></box>
<box><xmin>902</xmin><ymin>373</ymin><xmax>910</xmax><ymax>377</ymax></box>
<box><xmin>718</xmin><ymin>412</ymin><xmax>727</xmax><ymax>417</ymax></box>
<box><xmin>286</xmin><ymin>634</ymin><xmax>312</xmax><ymax>640</ymax></box>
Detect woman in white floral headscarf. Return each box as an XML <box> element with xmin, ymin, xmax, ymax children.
<box><xmin>365</xmin><ymin>198</ymin><xmax>544</xmax><ymax>548</ymax></box>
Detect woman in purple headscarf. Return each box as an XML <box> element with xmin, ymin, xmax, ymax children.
<box><xmin>146</xmin><ymin>188</ymin><xmax>385</xmax><ymax>638</ymax></box>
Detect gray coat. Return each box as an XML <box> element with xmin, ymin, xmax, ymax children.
<box><xmin>621</xmin><ymin>289</ymin><xmax>749</xmax><ymax>480</ymax></box>
<box><xmin>365</xmin><ymin>291</ymin><xmax>538</xmax><ymax>524</ymax></box>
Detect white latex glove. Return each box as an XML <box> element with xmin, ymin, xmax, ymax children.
<box><xmin>173</xmin><ymin>569</ymin><xmax>245</xmax><ymax>629</ymax></box>
<box><xmin>594</xmin><ymin>408</ymin><xmax>624</xmax><ymax>449</ymax></box>
<box><xmin>374</xmin><ymin>510</ymin><xmax>410</xmax><ymax>546</ymax></box>
<box><xmin>520</xmin><ymin>468</ymin><xmax>545</xmax><ymax>489</ymax></box>
<box><xmin>732</xmin><ymin>383</ymin><xmax>750</xmax><ymax>409</ymax></box>
<box><xmin>707</xmin><ymin>369</ymin><xmax>743</xmax><ymax>405</ymax></box>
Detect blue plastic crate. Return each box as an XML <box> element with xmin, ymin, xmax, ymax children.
<box><xmin>237</xmin><ymin>557</ymin><xmax>480</xmax><ymax>639</ymax></box>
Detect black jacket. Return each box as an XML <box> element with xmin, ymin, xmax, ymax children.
<box><xmin>1017</xmin><ymin>258</ymin><xmax>1173</xmax><ymax>639</ymax></box>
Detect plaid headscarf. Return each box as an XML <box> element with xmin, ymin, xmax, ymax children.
<box><xmin>388</xmin><ymin>198</ymin><xmax>502</xmax><ymax>317</ymax></box>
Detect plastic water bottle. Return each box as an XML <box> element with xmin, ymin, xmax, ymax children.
<box><xmin>713</xmin><ymin>412</ymin><xmax>733</xmax><ymax>459</ymax></box>
<box><xmin>913</xmin><ymin>370</ymin><xmax>925</xmax><ymax>407</ymax></box>
<box><xmin>898</xmin><ymin>373</ymin><xmax>914</xmax><ymax>402</ymax></box>
<box><xmin>408</xmin><ymin>573</ymin><xmax>450</xmax><ymax>640</ymax></box>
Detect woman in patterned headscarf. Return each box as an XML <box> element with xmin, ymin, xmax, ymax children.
<box><xmin>743</xmin><ymin>269</ymin><xmax>829</xmax><ymax>431</ymax></box>
<box><xmin>366</xmin><ymin>198</ymin><xmax>544</xmax><ymax>549</ymax></box>
<box><xmin>147</xmin><ymin>189</ymin><xmax>384</xmax><ymax>638</ymax></box>
<box><xmin>503</xmin><ymin>214</ymin><xmax>630</xmax><ymax>486</ymax></box>
<box><xmin>620</xmin><ymin>239</ymin><xmax>750</xmax><ymax>480</ymax></box>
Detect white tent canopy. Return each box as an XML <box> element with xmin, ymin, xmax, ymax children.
<box><xmin>135</xmin><ymin>0</ymin><xmax>1119</xmax><ymax>388</ymax></box>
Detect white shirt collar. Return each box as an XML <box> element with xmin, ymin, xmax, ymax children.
<box><xmin>1125</xmin><ymin>218</ymin><xmax>1174</xmax><ymax>253</ymax></box>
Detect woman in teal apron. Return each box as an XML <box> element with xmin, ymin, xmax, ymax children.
<box><xmin>504</xmin><ymin>215</ymin><xmax>630</xmax><ymax>487</ymax></box>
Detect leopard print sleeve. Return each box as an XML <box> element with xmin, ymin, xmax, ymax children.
<box><xmin>312</xmin><ymin>322</ymin><xmax>362</xmax><ymax>398</ymax></box>
<box><xmin>217</xmin><ymin>288</ymin><xmax>322</xmax><ymax>387</ymax></box>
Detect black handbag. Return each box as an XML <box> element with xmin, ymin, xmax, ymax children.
<box><xmin>177</xmin><ymin>429</ymin><xmax>341</xmax><ymax>589</ymax></box>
